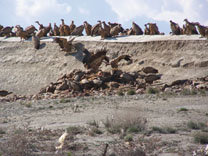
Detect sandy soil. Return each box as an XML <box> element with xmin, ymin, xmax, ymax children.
<box><xmin>0</xmin><ymin>94</ymin><xmax>208</xmax><ymax>155</ymax></box>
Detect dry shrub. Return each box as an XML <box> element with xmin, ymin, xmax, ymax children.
<box><xmin>104</xmin><ymin>112</ymin><xmax>146</xmax><ymax>134</ymax></box>
<box><xmin>0</xmin><ymin>128</ymin><xmax>36</xmax><ymax>156</ymax></box>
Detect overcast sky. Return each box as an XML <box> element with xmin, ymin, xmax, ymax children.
<box><xmin>1</xmin><ymin>0</ymin><xmax>208</xmax><ymax>34</ymax></box>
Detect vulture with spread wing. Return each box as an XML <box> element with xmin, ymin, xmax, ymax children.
<box><xmin>82</xmin><ymin>49</ymin><xmax>109</xmax><ymax>72</ymax></box>
<box><xmin>110</xmin><ymin>55</ymin><xmax>131</xmax><ymax>69</ymax></box>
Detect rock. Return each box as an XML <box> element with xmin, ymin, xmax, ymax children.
<box><xmin>120</xmin><ymin>72</ymin><xmax>135</xmax><ymax>82</ymax></box>
<box><xmin>56</xmin><ymin>80</ymin><xmax>69</xmax><ymax>90</ymax></box>
<box><xmin>108</xmin><ymin>82</ymin><xmax>120</xmax><ymax>89</ymax></box>
<box><xmin>69</xmin><ymin>81</ymin><xmax>81</xmax><ymax>91</ymax></box>
<box><xmin>138</xmin><ymin>60</ymin><xmax>144</xmax><ymax>65</ymax></box>
<box><xmin>136</xmin><ymin>88</ymin><xmax>145</xmax><ymax>94</ymax></box>
<box><xmin>171</xmin><ymin>58</ymin><xmax>183</xmax><ymax>68</ymax></box>
<box><xmin>0</xmin><ymin>90</ymin><xmax>12</xmax><ymax>97</ymax></box>
<box><xmin>46</xmin><ymin>83</ymin><xmax>56</xmax><ymax>93</ymax></box>
<box><xmin>170</xmin><ymin>79</ymin><xmax>188</xmax><ymax>86</ymax></box>
<box><xmin>142</xmin><ymin>66</ymin><xmax>158</xmax><ymax>74</ymax></box>
<box><xmin>93</xmin><ymin>79</ymin><xmax>103</xmax><ymax>85</ymax></box>
<box><xmin>80</xmin><ymin>79</ymin><xmax>89</xmax><ymax>84</ymax></box>
<box><xmin>195</xmin><ymin>60</ymin><xmax>208</xmax><ymax>67</ymax></box>
<box><xmin>182</xmin><ymin>62</ymin><xmax>194</xmax><ymax>68</ymax></box>
<box><xmin>144</xmin><ymin>74</ymin><xmax>161</xmax><ymax>84</ymax></box>
<box><xmin>196</xmin><ymin>84</ymin><xmax>207</xmax><ymax>89</ymax></box>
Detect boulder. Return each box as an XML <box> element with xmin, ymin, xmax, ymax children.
<box><xmin>144</xmin><ymin>74</ymin><xmax>161</xmax><ymax>84</ymax></box>
<box><xmin>142</xmin><ymin>66</ymin><xmax>158</xmax><ymax>74</ymax></box>
<box><xmin>56</xmin><ymin>80</ymin><xmax>69</xmax><ymax>90</ymax></box>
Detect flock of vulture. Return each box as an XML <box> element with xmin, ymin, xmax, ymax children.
<box><xmin>0</xmin><ymin>18</ymin><xmax>207</xmax><ymax>72</ymax></box>
<box><xmin>0</xmin><ymin>18</ymin><xmax>208</xmax><ymax>40</ymax></box>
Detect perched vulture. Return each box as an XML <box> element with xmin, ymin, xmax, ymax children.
<box><xmin>54</xmin><ymin>37</ymin><xmax>75</xmax><ymax>53</ymax></box>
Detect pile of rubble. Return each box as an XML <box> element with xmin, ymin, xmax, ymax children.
<box><xmin>0</xmin><ymin>66</ymin><xmax>207</xmax><ymax>102</ymax></box>
<box><xmin>35</xmin><ymin>67</ymin><xmax>161</xmax><ymax>99</ymax></box>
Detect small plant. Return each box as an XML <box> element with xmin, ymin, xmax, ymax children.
<box><xmin>181</xmin><ymin>88</ymin><xmax>197</xmax><ymax>95</ymax></box>
<box><xmin>178</xmin><ymin>107</ymin><xmax>189</xmax><ymax>112</ymax></box>
<box><xmin>146</xmin><ymin>87</ymin><xmax>159</xmax><ymax>94</ymax></box>
<box><xmin>194</xmin><ymin>132</ymin><xmax>208</xmax><ymax>144</ymax></box>
<box><xmin>87</xmin><ymin>120</ymin><xmax>99</xmax><ymax>128</ymax></box>
<box><xmin>60</xmin><ymin>98</ymin><xmax>71</xmax><ymax>103</ymax></box>
<box><xmin>67</xmin><ymin>126</ymin><xmax>83</xmax><ymax>135</ymax></box>
<box><xmin>187</xmin><ymin>121</ymin><xmax>206</xmax><ymax>130</ymax></box>
<box><xmin>89</xmin><ymin>127</ymin><xmax>102</xmax><ymax>136</ymax></box>
<box><xmin>127</xmin><ymin>89</ymin><xmax>136</xmax><ymax>95</ymax></box>
<box><xmin>20</xmin><ymin>101</ymin><xmax>32</xmax><ymax>108</ymax></box>
<box><xmin>124</xmin><ymin>134</ymin><xmax>133</xmax><ymax>142</ymax></box>
<box><xmin>152</xmin><ymin>126</ymin><xmax>176</xmax><ymax>134</ymax></box>
<box><xmin>0</xmin><ymin>129</ymin><xmax>6</xmax><ymax>135</ymax></box>
<box><xmin>117</xmin><ymin>90</ymin><xmax>124</xmax><ymax>96</ymax></box>
<box><xmin>104</xmin><ymin>113</ymin><xmax>146</xmax><ymax>134</ymax></box>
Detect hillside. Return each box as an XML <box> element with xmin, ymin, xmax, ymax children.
<box><xmin>0</xmin><ymin>35</ymin><xmax>208</xmax><ymax>95</ymax></box>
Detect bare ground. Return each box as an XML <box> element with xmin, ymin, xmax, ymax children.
<box><xmin>0</xmin><ymin>93</ymin><xmax>208</xmax><ymax>155</ymax></box>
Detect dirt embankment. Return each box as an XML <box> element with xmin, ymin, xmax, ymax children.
<box><xmin>0</xmin><ymin>36</ymin><xmax>208</xmax><ymax>95</ymax></box>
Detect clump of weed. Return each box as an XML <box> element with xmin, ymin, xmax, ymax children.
<box><xmin>104</xmin><ymin>113</ymin><xmax>146</xmax><ymax>134</ymax></box>
<box><xmin>20</xmin><ymin>101</ymin><xmax>32</xmax><ymax>108</ymax></box>
<box><xmin>60</xmin><ymin>98</ymin><xmax>71</xmax><ymax>103</ymax></box>
<box><xmin>146</xmin><ymin>87</ymin><xmax>159</xmax><ymax>94</ymax></box>
<box><xmin>87</xmin><ymin>120</ymin><xmax>99</xmax><ymax>128</ymax></box>
<box><xmin>127</xmin><ymin>89</ymin><xmax>136</xmax><ymax>95</ymax></box>
<box><xmin>0</xmin><ymin>128</ymin><xmax>36</xmax><ymax>156</ymax></box>
<box><xmin>117</xmin><ymin>90</ymin><xmax>124</xmax><ymax>96</ymax></box>
<box><xmin>181</xmin><ymin>88</ymin><xmax>197</xmax><ymax>95</ymax></box>
<box><xmin>124</xmin><ymin>134</ymin><xmax>133</xmax><ymax>142</ymax></box>
<box><xmin>178</xmin><ymin>107</ymin><xmax>189</xmax><ymax>112</ymax></box>
<box><xmin>151</xmin><ymin>126</ymin><xmax>176</xmax><ymax>134</ymax></box>
<box><xmin>194</xmin><ymin>132</ymin><xmax>208</xmax><ymax>144</ymax></box>
<box><xmin>187</xmin><ymin>121</ymin><xmax>206</xmax><ymax>130</ymax></box>
<box><xmin>67</xmin><ymin>126</ymin><xmax>83</xmax><ymax>135</ymax></box>
<box><xmin>88</xmin><ymin>127</ymin><xmax>102</xmax><ymax>136</ymax></box>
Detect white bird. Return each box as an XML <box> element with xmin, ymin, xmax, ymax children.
<box><xmin>55</xmin><ymin>130</ymin><xmax>68</xmax><ymax>150</ymax></box>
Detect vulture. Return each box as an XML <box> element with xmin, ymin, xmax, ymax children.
<box><xmin>53</xmin><ymin>37</ymin><xmax>75</xmax><ymax>53</ymax></box>
<box><xmin>82</xmin><ymin>49</ymin><xmax>109</xmax><ymax>72</ymax></box>
<box><xmin>110</xmin><ymin>55</ymin><xmax>131</xmax><ymax>69</ymax></box>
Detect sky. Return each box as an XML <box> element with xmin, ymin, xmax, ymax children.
<box><xmin>1</xmin><ymin>0</ymin><xmax>208</xmax><ymax>34</ymax></box>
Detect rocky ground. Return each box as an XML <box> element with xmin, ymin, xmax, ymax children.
<box><xmin>0</xmin><ymin>35</ymin><xmax>208</xmax><ymax>155</ymax></box>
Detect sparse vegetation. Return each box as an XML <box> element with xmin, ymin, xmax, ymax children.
<box><xmin>104</xmin><ymin>113</ymin><xmax>146</xmax><ymax>134</ymax></box>
<box><xmin>194</xmin><ymin>132</ymin><xmax>208</xmax><ymax>144</ymax></box>
<box><xmin>60</xmin><ymin>98</ymin><xmax>71</xmax><ymax>103</ymax></box>
<box><xmin>127</xmin><ymin>89</ymin><xmax>136</xmax><ymax>95</ymax></box>
<box><xmin>181</xmin><ymin>88</ymin><xmax>197</xmax><ymax>95</ymax></box>
<box><xmin>0</xmin><ymin>128</ymin><xmax>36</xmax><ymax>156</ymax></box>
<box><xmin>152</xmin><ymin>126</ymin><xmax>177</xmax><ymax>134</ymax></box>
<box><xmin>0</xmin><ymin>129</ymin><xmax>6</xmax><ymax>135</ymax></box>
<box><xmin>20</xmin><ymin>101</ymin><xmax>32</xmax><ymax>108</ymax></box>
<box><xmin>178</xmin><ymin>107</ymin><xmax>189</xmax><ymax>112</ymax></box>
<box><xmin>67</xmin><ymin>126</ymin><xmax>83</xmax><ymax>135</ymax></box>
<box><xmin>87</xmin><ymin>120</ymin><xmax>99</xmax><ymax>128</ymax></box>
<box><xmin>117</xmin><ymin>90</ymin><xmax>124</xmax><ymax>96</ymax></box>
<box><xmin>187</xmin><ymin>121</ymin><xmax>206</xmax><ymax>130</ymax></box>
<box><xmin>146</xmin><ymin>87</ymin><xmax>159</xmax><ymax>94</ymax></box>
<box><xmin>124</xmin><ymin>134</ymin><xmax>133</xmax><ymax>142</ymax></box>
